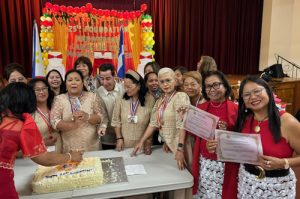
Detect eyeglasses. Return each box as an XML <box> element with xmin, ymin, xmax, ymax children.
<box><xmin>205</xmin><ymin>82</ymin><xmax>223</xmax><ymax>91</ymax></box>
<box><xmin>159</xmin><ymin>79</ymin><xmax>173</xmax><ymax>85</ymax></box>
<box><xmin>34</xmin><ymin>87</ymin><xmax>48</xmax><ymax>93</ymax></box>
<box><xmin>241</xmin><ymin>87</ymin><xmax>265</xmax><ymax>100</ymax></box>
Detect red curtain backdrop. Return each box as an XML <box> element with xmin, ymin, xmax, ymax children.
<box><xmin>0</xmin><ymin>0</ymin><xmax>42</xmax><ymax>77</ymax></box>
<box><xmin>150</xmin><ymin>0</ymin><xmax>263</xmax><ymax>75</ymax></box>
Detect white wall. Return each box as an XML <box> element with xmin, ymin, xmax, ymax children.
<box><xmin>259</xmin><ymin>0</ymin><xmax>300</xmax><ymax>77</ymax></box>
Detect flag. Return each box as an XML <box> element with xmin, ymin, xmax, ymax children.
<box><xmin>117</xmin><ymin>27</ymin><xmax>126</xmax><ymax>78</ymax></box>
<box><xmin>32</xmin><ymin>20</ymin><xmax>45</xmax><ymax>78</ymax></box>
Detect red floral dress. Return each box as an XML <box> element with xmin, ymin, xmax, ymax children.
<box><xmin>0</xmin><ymin>113</ymin><xmax>47</xmax><ymax>199</ymax></box>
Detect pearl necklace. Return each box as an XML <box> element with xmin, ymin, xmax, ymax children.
<box><xmin>210</xmin><ymin>101</ymin><xmax>224</xmax><ymax>108</ymax></box>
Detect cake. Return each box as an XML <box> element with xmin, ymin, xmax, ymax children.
<box><xmin>32</xmin><ymin>157</ymin><xmax>103</xmax><ymax>193</ymax></box>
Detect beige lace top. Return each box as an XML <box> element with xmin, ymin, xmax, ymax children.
<box><xmin>50</xmin><ymin>92</ymin><xmax>102</xmax><ymax>153</ymax></box>
<box><xmin>149</xmin><ymin>92</ymin><xmax>190</xmax><ymax>153</ymax></box>
<box><xmin>111</xmin><ymin>93</ymin><xmax>155</xmax><ymax>148</ymax></box>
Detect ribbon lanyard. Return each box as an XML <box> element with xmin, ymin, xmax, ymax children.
<box><xmin>36</xmin><ymin>107</ymin><xmax>53</xmax><ymax>133</ymax></box>
<box><xmin>196</xmin><ymin>96</ymin><xmax>202</xmax><ymax>106</ymax></box>
<box><xmin>130</xmin><ymin>97</ymin><xmax>140</xmax><ymax>116</ymax></box>
<box><xmin>158</xmin><ymin>91</ymin><xmax>176</xmax><ymax>125</ymax></box>
<box><xmin>68</xmin><ymin>92</ymin><xmax>83</xmax><ymax>114</ymax></box>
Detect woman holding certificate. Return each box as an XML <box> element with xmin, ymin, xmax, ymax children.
<box><xmin>235</xmin><ymin>76</ymin><xmax>300</xmax><ymax>198</ymax></box>
<box><xmin>192</xmin><ymin>70</ymin><xmax>239</xmax><ymax>199</ymax></box>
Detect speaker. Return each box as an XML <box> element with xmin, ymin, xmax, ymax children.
<box><xmin>268</xmin><ymin>64</ymin><xmax>284</xmax><ymax>78</ymax></box>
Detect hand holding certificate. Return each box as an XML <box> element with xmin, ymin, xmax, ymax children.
<box><xmin>215</xmin><ymin>130</ymin><xmax>263</xmax><ymax>165</ymax></box>
<box><xmin>182</xmin><ymin>105</ymin><xmax>219</xmax><ymax>140</ymax></box>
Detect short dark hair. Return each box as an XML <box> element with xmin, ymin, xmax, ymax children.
<box><xmin>0</xmin><ymin>82</ymin><xmax>36</xmax><ymax>122</ymax></box>
<box><xmin>65</xmin><ymin>69</ymin><xmax>88</xmax><ymax>91</ymax></box>
<box><xmin>235</xmin><ymin>75</ymin><xmax>281</xmax><ymax>143</ymax></box>
<box><xmin>144</xmin><ymin>61</ymin><xmax>160</xmax><ymax>74</ymax></box>
<box><xmin>174</xmin><ymin>66</ymin><xmax>188</xmax><ymax>75</ymax></box>
<box><xmin>28</xmin><ymin>78</ymin><xmax>55</xmax><ymax>109</ymax></box>
<box><xmin>45</xmin><ymin>69</ymin><xmax>66</xmax><ymax>94</ymax></box>
<box><xmin>99</xmin><ymin>63</ymin><xmax>116</xmax><ymax>76</ymax></box>
<box><xmin>123</xmin><ymin>72</ymin><xmax>147</xmax><ymax>106</ymax></box>
<box><xmin>144</xmin><ymin>72</ymin><xmax>157</xmax><ymax>84</ymax></box>
<box><xmin>201</xmin><ymin>70</ymin><xmax>232</xmax><ymax>101</ymax></box>
<box><xmin>4</xmin><ymin>63</ymin><xmax>26</xmax><ymax>80</ymax></box>
<box><xmin>74</xmin><ymin>56</ymin><xmax>93</xmax><ymax>76</ymax></box>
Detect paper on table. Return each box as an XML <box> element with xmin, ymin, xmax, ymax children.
<box><xmin>215</xmin><ymin>129</ymin><xmax>263</xmax><ymax>165</ymax></box>
<box><xmin>125</xmin><ymin>164</ymin><xmax>147</xmax><ymax>176</ymax></box>
<box><xmin>183</xmin><ymin>105</ymin><xmax>219</xmax><ymax>140</ymax></box>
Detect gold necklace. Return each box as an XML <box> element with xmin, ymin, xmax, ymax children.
<box><xmin>254</xmin><ymin>115</ymin><xmax>268</xmax><ymax>133</ymax></box>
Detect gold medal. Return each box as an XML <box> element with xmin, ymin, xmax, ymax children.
<box><xmin>254</xmin><ymin>125</ymin><xmax>260</xmax><ymax>133</ymax></box>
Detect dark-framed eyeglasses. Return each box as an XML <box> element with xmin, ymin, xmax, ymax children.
<box><xmin>205</xmin><ymin>82</ymin><xmax>223</xmax><ymax>91</ymax></box>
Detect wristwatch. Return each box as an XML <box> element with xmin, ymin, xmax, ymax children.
<box><xmin>283</xmin><ymin>158</ymin><xmax>290</xmax><ymax>169</ymax></box>
<box><xmin>177</xmin><ymin>143</ymin><xmax>184</xmax><ymax>152</ymax></box>
<box><xmin>177</xmin><ymin>143</ymin><xmax>184</xmax><ymax>148</ymax></box>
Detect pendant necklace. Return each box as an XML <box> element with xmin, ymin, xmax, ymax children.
<box><xmin>254</xmin><ymin>115</ymin><xmax>268</xmax><ymax>133</ymax></box>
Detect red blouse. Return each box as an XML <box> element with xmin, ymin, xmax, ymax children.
<box><xmin>192</xmin><ymin>100</ymin><xmax>239</xmax><ymax>198</ymax></box>
<box><xmin>0</xmin><ymin>113</ymin><xmax>47</xmax><ymax>169</ymax></box>
<box><xmin>242</xmin><ymin>111</ymin><xmax>293</xmax><ymax>158</ymax></box>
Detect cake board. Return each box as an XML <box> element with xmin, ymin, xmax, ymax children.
<box><xmin>101</xmin><ymin>157</ymin><xmax>128</xmax><ymax>184</ymax></box>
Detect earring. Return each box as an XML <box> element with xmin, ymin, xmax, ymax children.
<box><xmin>245</xmin><ymin>108</ymin><xmax>248</xmax><ymax>113</ymax></box>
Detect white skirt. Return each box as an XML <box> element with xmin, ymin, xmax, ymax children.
<box><xmin>193</xmin><ymin>156</ymin><xmax>225</xmax><ymax>199</ymax></box>
<box><xmin>238</xmin><ymin>165</ymin><xmax>296</xmax><ymax>199</ymax></box>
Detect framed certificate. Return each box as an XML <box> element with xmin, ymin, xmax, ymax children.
<box><xmin>215</xmin><ymin>130</ymin><xmax>263</xmax><ymax>165</ymax></box>
<box><xmin>183</xmin><ymin>105</ymin><xmax>219</xmax><ymax>140</ymax></box>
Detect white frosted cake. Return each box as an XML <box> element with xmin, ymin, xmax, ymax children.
<box><xmin>32</xmin><ymin>157</ymin><xmax>103</xmax><ymax>193</ymax></box>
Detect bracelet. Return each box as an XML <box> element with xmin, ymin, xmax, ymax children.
<box><xmin>177</xmin><ymin>143</ymin><xmax>184</xmax><ymax>148</ymax></box>
<box><xmin>116</xmin><ymin>137</ymin><xmax>124</xmax><ymax>141</ymax></box>
<box><xmin>177</xmin><ymin>148</ymin><xmax>184</xmax><ymax>152</ymax></box>
<box><xmin>66</xmin><ymin>152</ymin><xmax>72</xmax><ymax>162</ymax></box>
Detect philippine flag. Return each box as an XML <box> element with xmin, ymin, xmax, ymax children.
<box><xmin>32</xmin><ymin>20</ymin><xmax>45</xmax><ymax>78</ymax></box>
<box><xmin>117</xmin><ymin>27</ymin><xmax>125</xmax><ymax>78</ymax></box>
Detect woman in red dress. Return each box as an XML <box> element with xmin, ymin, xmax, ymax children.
<box><xmin>235</xmin><ymin>76</ymin><xmax>300</xmax><ymax>198</ymax></box>
<box><xmin>0</xmin><ymin>83</ymin><xmax>83</xmax><ymax>199</ymax></box>
<box><xmin>192</xmin><ymin>70</ymin><xmax>239</xmax><ymax>199</ymax></box>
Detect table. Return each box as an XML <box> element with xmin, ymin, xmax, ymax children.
<box><xmin>15</xmin><ymin>147</ymin><xmax>193</xmax><ymax>199</ymax></box>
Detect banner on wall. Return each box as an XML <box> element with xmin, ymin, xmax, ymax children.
<box><xmin>39</xmin><ymin>3</ymin><xmax>155</xmax><ymax>75</ymax></box>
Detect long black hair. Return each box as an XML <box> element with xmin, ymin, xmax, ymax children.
<box><xmin>46</xmin><ymin>69</ymin><xmax>66</xmax><ymax>94</ymax></box>
<box><xmin>234</xmin><ymin>76</ymin><xmax>281</xmax><ymax>142</ymax></box>
<box><xmin>28</xmin><ymin>78</ymin><xmax>55</xmax><ymax>109</ymax></box>
<box><xmin>123</xmin><ymin>72</ymin><xmax>147</xmax><ymax>106</ymax></box>
<box><xmin>0</xmin><ymin>83</ymin><xmax>36</xmax><ymax>123</ymax></box>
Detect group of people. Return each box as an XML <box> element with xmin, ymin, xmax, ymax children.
<box><xmin>1</xmin><ymin>54</ymin><xmax>300</xmax><ymax>199</ymax></box>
